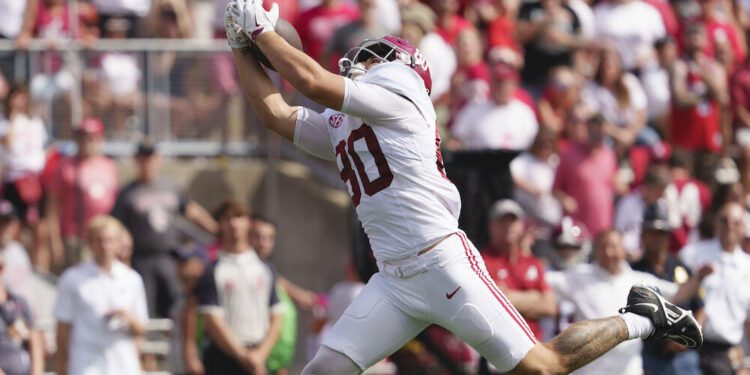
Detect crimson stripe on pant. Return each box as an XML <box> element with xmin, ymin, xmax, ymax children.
<box><xmin>456</xmin><ymin>232</ymin><xmax>537</xmax><ymax>344</ymax></box>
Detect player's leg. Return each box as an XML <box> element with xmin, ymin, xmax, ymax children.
<box><xmin>303</xmin><ymin>272</ymin><xmax>429</xmax><ymax>375</ymax></box>
<box><xmin>507</xmin><ymin>317</ymin><xmax>629</xmax><ymax>374</ymax></box>
<box><xmin>509</xmin><ymin>285</ymin><xmax>704</xmax><ymax>374</ymax></box>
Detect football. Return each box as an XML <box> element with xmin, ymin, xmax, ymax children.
<box><xmin>249</xmin><ymin>18</ymin><xmax>303</xmax><ymax>71</ymax></box>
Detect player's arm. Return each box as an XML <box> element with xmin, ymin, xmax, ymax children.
<box><xmin>229</xmin><ymin>0</ymin><xmax>345</xmax><ymax>110</ymax></box>
<box><xmin>254</xmin><ymin>32</ymin><xmax>345</xmax><ymax>110</ymax></box>
<box><xmin>232</xmin><ymin>47</ymin><xmax>298</xmax><ymax>141</ymax></box>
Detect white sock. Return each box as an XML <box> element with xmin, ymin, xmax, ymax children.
<box><xmin>619</xmin><ymin>312</ymin><xmax>655</xmax><ymax>340</ymax></box>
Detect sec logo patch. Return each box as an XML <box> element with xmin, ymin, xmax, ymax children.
<box><xmin>329</xmin><ymin>114</ymin><xmax>344</xmax><ymax>128</ymax></box>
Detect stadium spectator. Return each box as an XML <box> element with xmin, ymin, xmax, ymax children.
<box><xmin>678</xmin><ymin>202</ymin><xmax>750</xmax><ymax>374</ymax></box>
<box><xmin>142</xmin><ymin>0</ymin><xmax>193</xmax><ymax>38</ymax></box>
<box><xmin>592</xmin><ymin>0</ymin><xmax>666</xmax><ymax>71</ymax></box>
<box><xmin>47</xmin><ymin>118</ymin><xmax>119</xmax><ymax>270</ymax></box>
<box><xmin>250</xmin><ymin>215</ymin><xmax>303</xmax><ymax>374</ymax></box>
<box><xmin>92</xmin><ymin>0</ymin><xmax>152</xmax><ymax>38</ymax></box>
<box><xmin>482</xmin><ymin>0</ymin><xmax>521</xmax><ymax>52</ymax></box>
<box><xmin>450</xmin><ymin>64</ymin><xmax>539</xmax><ymax>151</ymax></box>
<box><xmin>400</xmin><ymin>2</ymin><xmax>455</xmax><ymax>101</ymax></box>
<box><xmin>537</xmin><ymin>66</ymin><xmax>581</xmax><ymax>132</ymax></box>
<box><xmin>689</xmin><ymin>0</ymin><xmax>746</xmax><ymax>67</ymax></box>
<box><xmin>431</xmin><ymin>0</ymin><xmax>471</xmax><ymax>46</ymax></box>
<box><xmin>295</xmin><ymin>0</ymin><xmax>359</xmax><ymax>65</ymax></box>
<box><xmin>448</xmin><ymin>26</ymin><xmax>490</xmax><ymax>119</ymax></box>
<box><xmin>553</xmin><ymin>114</ymin><xmax>619</xmax><ymax>236</ymax></box>
<box><xmin>89</xmin><ymin>18</ymin><xmax>142</xmax><ymax>138</ymax></box>
<box><xmin>53</xmin><ymin>216</ymin><xmax>148</xmax><ymax>375</ymax></box>
<box><xmin>669</xmin><ymin>23</ymin><xmax>727</xmax><ymax>164</ymax></box>
<box><xmin>0</xmin><ymin>252</ymin><xmax>43</xmax><ymax>375</ymax></box>
<box><xmin>0</xmin><ymin>84</ymin><xmax>47</xmax><ymax>270</ymax></box>
<box><xmin>516</xmin><ymin>0</ymin><xmax>584</xmax><ymax>95</ymax></box>
<box><xmin>510</xmin><ymin>128</ymin><xmax>562</xmax><ymax>236</ymax></box>
<box><xmin>632</xmin><ymin>202</ymin><xmax>704</xmax><ymax>375</ymax></box>
<box><xmin>662</xmin><ymin>150</ymin><xmax>711</xmax><ymax>250</ymax></box>
<box><xmin>116</xmin><ymin>224</ymin><xmax>134</xmax><ymax>267</ymax></box>
<box><xmin>175</xmin><ymin>245</ymin><xmax>209</xmax><ymax>375</ymax></box>
<box><xmin>324</xmin><ymin>0</ymin><xmax>390</xmax><ymax>71</ymax></box>
<box><xmin>0</xmin><ymin>0</ymin><xmax>29</xmax><ymax>40</ymax></box>
<box><xmin>731</xmin><ymin>47</ymin><xmax>750</xmax><ymax>147</ymax></box>
<box><xmin>0</xmin><ymin>201</ymin><xmax>33</xmax><ymax>305</ymax></box>
<box><xmin>480</xmin><ymin>199</ymin><xmax>557</xmax><ymax>345</ymax></box>
<box><xmin>112</xmin><ymin>141</ymin><xmax>217</xmax><ymax>318</ymax></box>
<box><xmin>641</xmin><ymin>36</ymin><xmax>678</xmax><ymax>132</ymax></box>
<box><xmin>546</xmin><ymin>230</ymin><xmax>701</xmax><ymax>375</ymax></box>
<box><xmin>581</xmin><ymin>46</ymin><xmax>649</xmax><ymax>148</ymax></box>
<box><xmin>193</xmin><ymin>200</ymin><xmax>282</xmax><ymax>375</ymax></box>
<box><xmin>614</xmin><ymin>166</ymin><xmax>672</xmax><ymax>259</ymax></box>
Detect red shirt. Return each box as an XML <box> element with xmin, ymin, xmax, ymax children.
<box><xmin>553</xmin><ymin>143</ymin><xmax>616</xmax><ymax>236</ymax></box>
<box><xmin>678</xmin><ymin>19</ymin><xmax>746</xmax><ymax>66</ymax></box>
<box><xmin>48</xmin><ymin>156</ymin><xmax>119</xmax><ymax>238</ymax></box>
<box><xmin>730</xmin><ymin>64</ymin><xmax>750</xmax><ymax>129</ymax></box>
<box><xmin>435</xmin><ymin>14</ymin><xmax>471</xmax><ymax>46</ymax></box>
<box><xmin>487</xmin><ymin>16</ymin><xmax>519</xmax><ymax>51</ymax></box>
<box><xmin>295</xmin><ymin>4</ymin><xmax>360</xmax><ymax>63</ymax></box>
<box><xmin>670</xmin><ymin>60</ymin><xmax>721</xmax><ymax>152</ymax></box>
<box><xmin>481</xmin><ymin>248</ymin><xmax>549</xmax><ymax>340</ymax></box>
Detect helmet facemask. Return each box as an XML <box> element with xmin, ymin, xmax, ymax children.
<box><xmin>338</xmin><ymin>39</ymin><xmax>413</xmax><ymax>80</ymax></box>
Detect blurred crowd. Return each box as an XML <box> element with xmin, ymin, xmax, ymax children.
<box><xmin>1</xmin><ymin>0</ymin><xmax>750</xmax><ymax>374</ymax></box>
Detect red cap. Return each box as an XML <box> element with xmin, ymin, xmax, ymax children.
<box><xmin>492</xmin><ymin>64</ymin><xmax>520</xmax><ymax>82</ymax></box>
<box><xmin>75</xmin><ymin>118</ymin><xmax>104</xmax><ymax>136</ymax></box>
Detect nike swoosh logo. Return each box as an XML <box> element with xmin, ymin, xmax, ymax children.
<box><xmin>251</xmin><ymin>26</ymin><xmax>265</xmax><ymax>40</ymax></box>
<box><xmin>634</xmin><ymin>302</ymin><xmax>659</xmax><ymax>312</ymax></box>
<box><xmin>446</xmin><ymin>286</ymin><xmax>461</xmax><ymax>299</ymax></box>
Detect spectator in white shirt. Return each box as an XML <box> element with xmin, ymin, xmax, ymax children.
<box><xmin>593</xmin><ymin>0</ymin><xmax>666</xmax><ymax>72</ymax></box>
<box><xmin>0</xmin><ymin>201</ymin><xmax>33</xmax><ymax>309</ymax></box>
<box><xmin>679</xmin><ymin>202</ymin><xmax>750</xmax><ymax>374</ymax></box>
<box><xmin>581</xmin><ymin>46</ymin><xmax>650</xmax><ymax>149</ymax></box>
<box><xmin>0</xmin><ymin>84</ymin><xmax>48</xmax><ymax>272</ymax></box>
<box><xmin>53</xmin><ymin>216</ymin><xmax>148</xmax><ymax>375</ymax></box>
<box><xmin>450</xmin><ymin>64</ymin><xmax>539</xmax><ymax>151</ymax></box>
<box><xmin>547</xmin><ymin>230</ymin><xmax>705</xmax><ymax>375</ymax></box>
<box><xmin>510</xmin><ymin>128</ymin><xmax>562</xmax><ymax>234</ymax></box>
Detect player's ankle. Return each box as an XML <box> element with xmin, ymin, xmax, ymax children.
<box><xmin>619</xmin><ymin>312</ymin><xmax>655</xmax><ymax>340</ymax></box>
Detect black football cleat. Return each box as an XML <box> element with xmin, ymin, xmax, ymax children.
<box><xmin>619</xmin><ymin>285</ymin><xmax>703</xmax><ymax>348</ymax></box>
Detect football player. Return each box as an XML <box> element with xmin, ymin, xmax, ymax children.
<box><xmin>223</xmin><ymin>1</ymin><xmax>705</xmax><ymax>374</ymax></box>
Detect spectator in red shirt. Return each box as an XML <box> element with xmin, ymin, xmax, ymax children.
<box><xmin>730</xmin><ymin>51</ymin><xmax>750</xmax><ymax>145</ymax></box>
<box><xmin>669</xmin><ymin>23</ymin><xmax>727</xmax><ymax>172</ymax></box>
<box><xmin>431</xmin><ymin>0</ymin><xmax>471</xmax><ymax>46</ymax></box>
<box><xmin>684</xmin><ymin>0</ymin><xmax>747</xmax><ymax>67</ymax></box>
<box><xmin>553</xmin><ymin>114</ymin><xmax>619</xmax><ymax>237</ymax></box>
<box><xmin>537</xmin><ymin>66</ymin><xmax>581</xmax><ymax>133</ymax></box>
<box><xmin>46</xmin><ymin>118</ymin><xmax>119</xmax><ymax>270</ymax></box>
<box><xmin>295</xmin><ymin>0</ymin><xmax>359</xmax><ymax>65</ymax></box>
<box><xmin>480</xmin><ymin>199</ymin><xmax>557</xmax><ymax>344</ymax></box>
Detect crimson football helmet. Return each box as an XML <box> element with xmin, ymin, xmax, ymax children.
<box><xmin>338</xmin><ymin>36</ymin><xmax>433</xmax><ymax>94</ymax></box>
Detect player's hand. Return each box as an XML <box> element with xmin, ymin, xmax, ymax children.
<box><xmin>229</xmin><ymin>0</ymin><xmax>279</xmax><ymax>42</ymax></box>
<box><xmin>225</xmin><ymin>0</ymin><xmax>250</xmax><ymax>49</ymax></box>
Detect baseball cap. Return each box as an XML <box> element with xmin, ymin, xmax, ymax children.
<box><xmin>642</xmin><ymin>201</ymin><xmax>672</xmax><ymax>232</ymax></box>
<box><xmin>75</xmin><ymin>117</ymin><xmax>105</xmax><ymax>136</ymax></box>
<box><xmin>135</xmin><ymin>141</ymin><xmax>158</xmax><ymax>157</ymax></box>
<box><xmin>489</xmin><ymin>199</ymin><xmax>524</xmax><ymax>220</ymax></box>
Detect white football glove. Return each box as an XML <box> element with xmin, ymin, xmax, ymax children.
<box><xmin>229</xmin><ymin>0</ymin><xmax>279</xmax><ymax>42</ymax></box>
<box><xmin>224</xmin><ymin>0</ymin><xmax>250</xmax><ymax>49</ymax></box>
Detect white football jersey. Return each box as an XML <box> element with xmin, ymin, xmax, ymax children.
<box><xmin>294</xmin><ymin>63</ymin><xmax>461</xmax><ymax>262</ymax></box>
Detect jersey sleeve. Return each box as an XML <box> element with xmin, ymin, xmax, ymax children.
<box><xmin>193</xmin><ymin>263</ymin><xmax>223</xmax><ymax>316</ymax></box>
<box><xmin>293</xmin><ymin>107</ymin><xmax>336</xmax><ymax>161</ymax></box>
<box><xmin>341</xmin><ymin>77</ymin><xmax>419</xmax><ymax>121</ymax></box>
